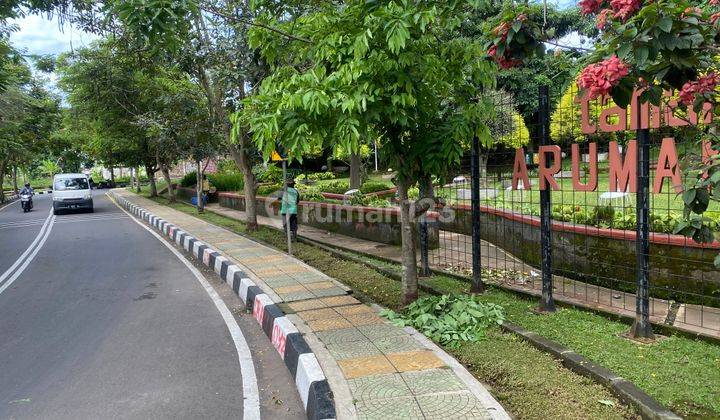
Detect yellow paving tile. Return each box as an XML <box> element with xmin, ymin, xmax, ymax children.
<box><xmin>337</xmin><ymin>355</ymin><xmax>396</xmax><ymax>379</ymax></box>
<box><xmin>345</xmin><ymin>312</ymin><xmax>386</xmax><ymax>327</ymax></box>
<box><xmin>334</xmin><ymin>305</ymin><xmax>375</xmax><ymax>316</ymax></box>
<box><xmin>305</xmin><ymin>281</ymin><xmax>336</xmax><ymax>291</ymax></box>
<box><xmin>320</xmin><ymin>295</ymin><xmax>360</xmax><ymax>307</ymax></box>
<box><xmin>307</xmin><ymin>317</ymin><xmax>353</xmax><ymax>332</ymax></box>
<box><xmin>386</xmin><ymin>351</ymin><xmax>445</xmax><ymax>373</ymax></box>
<box><xmin>297</xmin><ymin>308</ymin><xmax>338</xmax><ymax>322</ymax></box>
<box><xmin>274</xmin><ymin>284</ymin><xmax>308</xmax><ymax>294</ymax></box>
<box><xmin>287</xmin><ymin>299</ymin><xmax>328</xmax><ymax>312</ymax></box>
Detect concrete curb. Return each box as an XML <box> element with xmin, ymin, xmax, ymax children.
<box><xmin>110</xmin><ymin>192</ymin><xmax>336</xmax><ymax>420</ymax></box>
<box><xmin>500</xmin><ymin>322</ymin><xmax>681</xmax><ymax>420</ymax></box>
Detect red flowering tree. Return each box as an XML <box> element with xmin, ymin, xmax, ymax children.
<box><xmin>486</xmin><ymin>0</ymin><xmax>720</xmax><ymax>265</ymax></box>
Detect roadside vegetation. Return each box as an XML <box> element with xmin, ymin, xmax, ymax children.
<box><xmin>136</xmin><ymin>187</ymin><xmax>720</xmax><ymax>418</ymax></box>
<box><xmin>137</xmin><ymin>188</ymin><xmax>644</xmax><ymax>419</ymax></box>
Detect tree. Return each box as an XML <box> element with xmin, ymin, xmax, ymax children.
<box><xmin>242</xmin><ymin>0</ymin><xmax>497</xmax><ymax>304</ymax></box>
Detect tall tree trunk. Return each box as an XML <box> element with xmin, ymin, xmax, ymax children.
<box><xmin>349</xmin><ymin>152</ymin><xmax>362</xmax><ymax>190</ymax></box>
<box><xmin>12</xmin><ymin>165</ymin><xmax>19</xmax><ymax>195</ymax></box>
<box><xmin>135</xmin><ymin>167</ymin><xmax>141</xmax><ymax>193</ymax></box>
<box><xmin>146</xmin><ymin>164</ymin><xmax>158</xmax><ymax>197</ymax></box>
<box><xmin>161</xmin><ymin>164</ymin><xmax>175</xmax><ymax>203</ymax></box>
<box><xmin>196</xmin><ymin>160</ymin><xmax>204</xmax><ymax>213</ymax></box>
<box><xmin>397</xmin><ymin>178</ymin><xmax>419</xmax><ymax>305</ymax></box>
<box><xmin>109</xmin><ymin>164</ymin><xmax>115</xmax><ymax>183</ymax></box>
<box><xmin>228</xmin><ymin>142</ymin><xmax>258</xmax><ymax>231</ymax></box>
<box><xmin>0</xmin><ymin>158</ymin><xmax>7</xmax><ymax>203</ymax></box>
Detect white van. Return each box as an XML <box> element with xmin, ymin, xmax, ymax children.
<box><xmin>52</xmin><ymin>173</ymin><xmax>94</xmax><ymax>215</ymax></box>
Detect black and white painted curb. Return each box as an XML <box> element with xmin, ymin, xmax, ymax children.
<box><xmin>110</xmin><ymin>192</ymin><xmax>336</xmax><ymax>420</ymax></box>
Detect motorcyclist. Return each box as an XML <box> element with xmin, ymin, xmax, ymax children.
<box><xmin>20</xmin><ymin>183</ymin><xmax>34</xmax><ymax>210</ymax></box>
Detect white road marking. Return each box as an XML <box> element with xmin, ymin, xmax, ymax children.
<box><xmin>0</xmin><ymin>220</ymin><xmax>47</xmax><ymax>230</ymax></box>
<box><xmin>0</xmin><ymin>208</ymin><xmax>56</xmax><ymax>295</ymax></box>
<box><xmin>54</xmin><ymin>216</ymin><xmax>129</xmax><ymax>224</ymax></box>
<box><xmin>0</xmin><ymin>200</ymin><xmax>19</xmax><ymax>213</ymax></box>
<box><xmin>113</xmin><ymin>198</ymin><xmax>262</xmax><ymax>420</ymax></box>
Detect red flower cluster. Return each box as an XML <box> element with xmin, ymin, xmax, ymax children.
<box><xmin>679</xmin><ymin>74</ymin><xmax>719</xmax><ymax>106</ymax></box>
<box><xmin>711</xmin><ymin>0</ymin><xmax>719</xmax><ymax>6</ymax></box>
<box><xmin>609</xmin><ymin>0</ymin><xmax>642</xmax><ymax>20</ymax></box>
<box><xmin>579</xmin><ymin>0</ymin><xmax>603</xmax><ymax>15</ymax></box>
<box><xmin>712</xmin><ymin>12</ymin><xmax>720</xmax><ymax>23</ymax></box>
<box><xmin>596</xmin><ymin>8</ymin><xmax>613</xmax><ymax>29</ymax></box>
<box><xmin>487</xmin><ymin>45</ymin><xmax>521</xmax><ymax>69</ymax></box>
<box><xmin>577</xmin><ymin>56</ymin><xmax>630</xmax><ymax>99</ymax></box>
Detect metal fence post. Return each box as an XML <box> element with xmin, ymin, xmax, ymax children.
<box><xmin>630</xmin><ymin>127</ymin><xmax>654</xmax><ymax>339</ymax></box>
<box><xmin>538</xmin><ymin>85</ymin><xmax>556</xmax><ymax>312</ymax></box>
<box><xmin>419</xmin><ymin>218</ymin><xmax>431</xmax><ymax>277</ymax></box>
<box><xmin>470</xmin><ymin>134</ymin><xmax>484</xmax><ymax>293</ymax></box>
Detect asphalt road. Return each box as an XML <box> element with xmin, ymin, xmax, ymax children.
<box><xmin>0</xmin><ymin>192</ymin><xmax>305</xmax><ymax>420</ymax></box>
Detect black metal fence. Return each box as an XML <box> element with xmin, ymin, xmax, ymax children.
<box><xmin>427</xmin><ymin>84</ymin><xmax>719</xmax><ymax>338</ymax></box>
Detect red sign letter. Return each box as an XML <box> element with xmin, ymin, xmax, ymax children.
<box><xmin>653</xmin><ymin>137</ymin><xmax>682</xmax><ymax>194</ymax></box>
<box><xmin>571</xmin><ymin>143</ymin><xmax>598</xmax><ymax>191</ymax></box>
<box><xmin>539</xmin><ymin>145</ymin><xmax>561</xmax><ymax>191</ymax></box>
<box><xmin>608</xmin><ymin>140</ymin><xmax>637</xmax><ymax>193</ymax></box>
<box><xmin>512</xmin><ymin>148</ymin><xmax>530</xmax><ymax>190</ymax></box>
<box><xmin>599</xmin><ymin>97</ymin><xmax>628</xmax><ymax>132</ymax></box>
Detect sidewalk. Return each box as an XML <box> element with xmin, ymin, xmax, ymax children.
<box><xmin>203</xmin><ymin>203</ymin><xmax>720</xmax><ymax>340</ymax></box>
<box><xmin>115</xmin><ymin>191</ymin><xmax>509</xmax><ymax>420</ymax></box>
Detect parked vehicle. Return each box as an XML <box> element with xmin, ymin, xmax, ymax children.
<box><xmin>52</xmin><ymin>173</ymin><xmax>94</xmax><ymax>215</ymax></box>
<box><xmin>20</xmin><ymin>193</ymin><xmax>33</xmax><ymax>213</ymax></box>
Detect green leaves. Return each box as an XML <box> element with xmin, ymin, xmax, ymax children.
<box><xmin>380</xmin><ymin>294</ymin><xmax>505</xmax><ymax>348</ymax></box>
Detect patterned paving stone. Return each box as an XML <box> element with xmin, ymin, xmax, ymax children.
<box><xmin>401</xmin><ymin>368</ymin><xmax>466</xmax><ymax>395</ymax></box>
<box><xmin>311</xmin><ymin>287</ymin><xmax>347</xmax><ymax>298</ymax></box>
<box><xmin>337</xmin><ymin>354</ymin><xmax>396</xmax><ymax>379</ymax></box>
<box><xmin>387</xmin><ymin>350</ymin><xmax>445</xmax><ymax>373</ymax></box>
<box><xmin>334</xmin><ymin>304</ymin><xmax>374</xmax><ymax>317</ymax></box>
<box><xmin>304</xmin><ymin>281</ymin><xmax>336</xmax><ymax>291</ymax></box>
<box><xmin>374</xmin><ymin>335</ymin><xmax>425</xmax><ymax>354</ymax></box>
<box><xmin>345</xmin><ymin>312</ymin><xmax>387</xmax><ymax>327</ymax></box>
<box><xmin>314</xmin><ymin>327</ymin><xmax>366</xmax><ymax>345</ymax></box>
<box><xmin>358</xmin><ymin>323</ymin><xmax>406</xmax><ymax>340</ymax></box>
<box><xmin>297</xmin><ymin>308</ymin><xmax>338</xmax><ymax>322</ymax></box>
<box><xmin>347</xmin><ymin>373</ymin><xmax>412</xmax><ymax>400</ymax></box>
<box><xmin>307</xmin><ymin>317</ymin><xmax>354</xmax><ymax>332</ymax></box>
<box><xmin>320</xmin><ymin>295</ymin><xmax>361</xmax><ymax>307</ymax></box>
<box><xmin>263</xmin><ymin>277</ymin><xmax>301</xmax><ymax>288</ymax></box>
<box><xmin>415</xmin><ymin>391</ymin><xmax>491</xmax><ymax>420</ymax></box>
<box><xmin>287</xmin><ymin>299</ymin><xmax>327</xmax><ymax>312</ymax></box>
<box><xmin>326</xmin><ymin>339</ymin><xmax>380</xmax><ymax>360</ymax></box>
<box><xmin>278</xmin><ymin>291</ymin><xmax>316</xmax><ymax>302</ymax></box>
<box><xmin>274</xmin><ymin>284</ymin><xmax>309</xmax><ymax>294</ymax></box>
<box><xmin>354</xmin><ymin>396</ymin><xmax>423</xmax><ymax>420</ymax></box>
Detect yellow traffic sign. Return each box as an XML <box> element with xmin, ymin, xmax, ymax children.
<box><xmin>271</xmin><ymin>150</ymin><xmax>284</xmax><ymax>161</ymax></box>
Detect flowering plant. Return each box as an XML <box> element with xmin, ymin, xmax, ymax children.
<box><xmin>484</xmin><ymin>5</ymin><xmax>546</xmax><ymax>69</ymax></box>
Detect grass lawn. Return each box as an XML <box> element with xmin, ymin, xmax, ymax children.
<box><xmin>135</xmin><ymin>188</ymin><xmax>646</xmax><ymax>419</ymax></box>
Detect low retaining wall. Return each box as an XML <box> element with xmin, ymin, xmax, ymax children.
<box><xmin>440</xmin><ymin>204</ymin><xmax>720</xmax><ymax>304</ymax></box>
<box><xmin>175</xmin><ymin>186</ymin><xmax>218</xmax><ymax>203</ymax></box>
<box><xmin>218</xmin><ymin>193</ymin><xmax>439</xmax><ymax>248</ymax></box>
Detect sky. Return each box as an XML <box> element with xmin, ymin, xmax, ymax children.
<box><xmin>9</xmin><ymin>14</ymin><xmax>97</xmax><ymax>57</ymax></box>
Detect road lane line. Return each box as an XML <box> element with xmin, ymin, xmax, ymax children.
<box><xmin>114</xmin><ymin>200</ymin><xmax>261</xmax><ymax>420</ymax></box>
<box><xmin>0</xmin><ymin>208</ymin><xmax>53</xmax><ymax>290</ymax></box>
<box><xmin>0</xmin><ymin>212</ymin><xmax>56</xmax><ymax>295</ymax></box>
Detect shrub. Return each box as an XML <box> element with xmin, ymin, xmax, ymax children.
<box><xmin>209</xmin><ymin>173</ymin><xmax>244</xmax><ymax>192</ymax></box>
<box><xmin>359</xmin><ymin>180</ymin><xmax>391</xmax><ymax>194</ymax></box>
<box><xmin>180</xmin><ymin>171</ymin><xmax>197</xmax><ymax>188</ymax></box>
<box><xmin>295</xmin><ymin>171</ymin><xmax>336</xmax><ymax>183</ymax></box>
<box><xmin>256</xmin><ymin>183</ymin><xmax>283</xmax><ymax>196</ymax></box>
<box><xmin>593</xmin><ymin>205</ymin><xmax>616</xmax><ymax>225</ymax></box>
<box><xmin>216</xmin><ymin>159</ymin><xmax>238</xmax><ymax>174</ymax></box>
<box><xmin>320</xmin><ymin>180</ymin><xmax>351</xmax><ymax>194</ymax></box>
<box><xmin>297</xmin><ymin>185</ymin><xmax>325</xmax><ymax>202</ymax></box>
<box><xmin>381</xmin><ymin>294</ymin><xmax>504</xmax><ymax>348</ymax></box>
<box><xmin>253</xmin><ymin>164</ymin><xmax>284</xmax><ymax>184</ymax></box>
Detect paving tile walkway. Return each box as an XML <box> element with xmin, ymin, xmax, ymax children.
<box><xmin>116</xmin><ymin>191</ymin><xmax>509</xmax><ymax>420</ymax></box>
<box><xmin>203</xmin><ymin>203</ymin><xmax>720</xmax><ymax>340</ymax></box>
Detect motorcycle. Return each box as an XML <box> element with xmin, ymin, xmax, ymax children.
<box><xmin>20</xmin><ymin>194</ymin><xmax>33</xmax><ymax>213</ymax></box>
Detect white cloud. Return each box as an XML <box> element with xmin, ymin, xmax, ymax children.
<box><xmin>9</xmin><ymin>14</ymin><xmax>98</xmax><ymax>57</ymax></box>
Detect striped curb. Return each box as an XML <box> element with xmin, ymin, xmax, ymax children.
<box><xmin>110</xmin><ymin>192</ymin><xmax>336</xmax><ymax>420</ymax></box>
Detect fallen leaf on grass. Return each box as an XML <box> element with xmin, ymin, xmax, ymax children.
<box><xmin>598</xmin><ymin>400</ymin><xmax>615</xmax><ymax>407</ymax></box>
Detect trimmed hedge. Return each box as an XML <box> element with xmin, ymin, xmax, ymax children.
<box><xmin>179</xmin><ymin>171</ymin><xmax>244</xmax><ymax>192</ymax></box>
